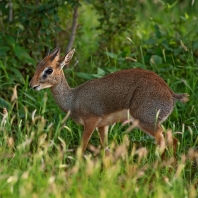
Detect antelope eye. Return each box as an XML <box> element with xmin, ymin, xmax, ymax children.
<box><xmin>45</xmin><ymin>68</ymin><xmax>53</xmax><ymax>75</ymax></box>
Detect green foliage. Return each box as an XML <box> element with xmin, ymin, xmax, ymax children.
<box><xmin>91</xmin><ymin>0</ymin><xmax>136</xmax><ymax>50</ymax></box>
<box><xmin>0</xmin><ymin>0</ymin><xmax>79</xmax><ymax>92</ymax></box>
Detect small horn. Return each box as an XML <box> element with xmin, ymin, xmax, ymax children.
<box><xmin>50</xmin><ymin>47</ymin><xmax>60</xmax><ymax>61</ymax></box>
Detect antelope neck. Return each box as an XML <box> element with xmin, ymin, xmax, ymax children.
<box><xmin>50</xmin><ymin>72</ymin><xmax>73</xmax><ymax>112</ymax></box>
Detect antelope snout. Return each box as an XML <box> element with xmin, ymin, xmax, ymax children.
<box><xmin>29</xmin><ymin>80</ymin><xmax>41</xmax><ymax>91</ymax></box>
<box><xmin>32</xmin><ymin>85</ymin><xmax>40</xmax><ymax>90</ymax></box>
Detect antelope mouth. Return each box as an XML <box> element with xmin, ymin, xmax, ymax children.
<box><xmin>32</xmin><ymin>84</ymin><xmax>41</xmax><ymax>91</ymax></box>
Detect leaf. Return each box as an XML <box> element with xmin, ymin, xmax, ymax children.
<box><xmin>106</xmin><ymin>52</ymin><xmax>117</xmax><ymax>59</ymax></box>
<box><xmin>13</xmin><ymin>45</ymin><xmax>36</xmax><ymax>65</ymax></box>
<box><xmin>15</xmin><ymin>22</ymin><xmax>25</xmax><ymax>31</ymax></box>
<box><xmin>0</xmin><ymin>97</ymin><xmax>11</xmax><ymax>110</ymax></box>
<box><xmin>13</xmin><ymin>45</ymin><xmax>30</xmax><ymax>60</ymax></box>
<box><xmin>105</xmin><ymin>67</ymin><xmax>118</xmax><ymax>73</ymax></box>
<box><xmin>24</xmin><ymin>57</ymin><xmax>36</xmax><ymax>65</ymax></box>
<box><xmin>8</xmin><ymin>67</ymin><xmax>24</xmax><ymax>79</ymax></box>
<box><xmin>0</xmin><ymin>60</ymin><xmax>9</xmax><ymax>80</ymax></box>
<box><xmin>23</xmin><ymin>93</ymin><xmax>38</xmax><ymax>103</ymax></box>
<box><xmin>97</xmin><ymin>67</ymin><xmax>106</xmax><ymax>76</ymax></box>
<box><xmin>0</xmin><ymin>46</ymin><xmax>10</xmax><ymax>57</ymax></box>
<box><xmin>5</xmin><ymin>35</ymin><xmax>15</xmax><ymax>46</ymax></box>
<box><xmin>150</xmin><ymin>55</ymin><xmax>162</xmax><ymax>65</ymax></box>
<box><xmin>92</xmin><ymin>74</ymin><xmax>104</xmax><ymax>78</ymax></box>
<box><xmin>192</xmin><ymin>41</ymin><xmax>198</xmax><ymax>50</ymax></box>
<box><xmin>76</xmin><ymin>72</ymin><xmax>94</xmax><ymax>80</ymax></box>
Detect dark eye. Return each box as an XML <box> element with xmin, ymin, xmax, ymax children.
<box><xmin>45</xmin><ymin>68</ymin><xmax>53</xmax><ymax>75</ymax></box>
<box><xmin>43</xmin><ymin>74</ymin><xmax>47</xmax><ymax>79</ymax></box>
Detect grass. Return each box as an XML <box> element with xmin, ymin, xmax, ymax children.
<box><xmin>0</xmin><ymin>51</ymin><xmax>197</xmax><ymax>197</ymax></box>
<box><xmin>0</xmin><ymin>105</ymin><xmax>197</xmax><ymax>197</ymax></box>
<box><xmin>0</xmin><ymin>2</ymin><xmax>198</xmax><ymax>198</ymax></box>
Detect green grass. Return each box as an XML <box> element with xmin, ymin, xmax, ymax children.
<box><xmin>0</xmin><ymin>51</ymin><xmax>197</xmax><ymax>197</ymax></box>
<box><xmin>0</xmin><ymin>105</ymin><xmax>197</xmax><ymax>197</ymax></box>
<box><xmin>0</xmin><ymin>2</ymin><xmax>198</xmax><ymax>198</ymax></box>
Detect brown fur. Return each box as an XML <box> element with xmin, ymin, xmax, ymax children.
<box><xmin>30</xmin><ymin>48</ymin><xmax>189</xmax><ymax>153</ymax></box>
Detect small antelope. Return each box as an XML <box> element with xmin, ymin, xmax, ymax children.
<box><xmin>30</xmin><ymin>48</ymin><xmax>189</xmax><ymax>153</ymax></box>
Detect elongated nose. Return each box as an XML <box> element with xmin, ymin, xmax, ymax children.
<box><xmin>29</xmin><ymin>78</ymin><xmax>39</xmax><ymax>90</ymax></box>
<box><xmin>32</xmin><ymin>85</ymin><xmax>40</xmax><ymax>90</ymax></box>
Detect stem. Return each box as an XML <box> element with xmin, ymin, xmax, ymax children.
<box><xmin>9</xmin><ymin>0</ymin><xmax>13</xmax><ymax>23</ymax></box>
<box><xmin>66</xmin><ymin>6</ymin><xmax>78</xmax><ymax>54</ymax></box>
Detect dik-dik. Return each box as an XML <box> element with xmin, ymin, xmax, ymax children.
<box><xmin>30</xmin><ymin>48</ymin><xmax>189</xmax><ymax>153</ymax></box>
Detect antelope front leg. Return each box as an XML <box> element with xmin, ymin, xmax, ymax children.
<box><xmin>98</xmin><ymin>126</ymin><xmax>110</xmax><ymax>156</ymax></box>
<box><xmin>81</xmin><ymin>118</ymin><xmax>101</xmax><ymax>153</ymax></box>
<box><xmin>98</xmin><ymin>126</ymin><xmax>109</xmax><ymax>149</ymax></box>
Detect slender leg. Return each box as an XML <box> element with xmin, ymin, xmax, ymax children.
<box><xmin>98</xmin><ymin>126</ymin><xmax>109</xmax><ymax>148</ymax></box>
<box><xmin>155</xmin><ymin>127</ymin><xmax>166</xmax><ymax>154</ymax></box>
<box><xmin>137</xmin><ymin>122</ymin><xmax>166</xmax><ymax>154</ymax></box>
<box><xmin>98</xmin><ymin>126</ymin><xmax>110</xmax><ymax>156</ymax></box>
<box><xmin>81</xmin><ymin>118</ymin><xmax>100</xmax><ymax>153</ymax></box>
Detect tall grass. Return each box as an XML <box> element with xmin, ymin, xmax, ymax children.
<box><xmin>0</xmin><ymin>48</ymin><xmax>197</xmax><ymax>197</ymax></box>
<box><xmin>0</xmin><ymin>99</ymin><xmax>197</xmax><ymax>197</ymax></box>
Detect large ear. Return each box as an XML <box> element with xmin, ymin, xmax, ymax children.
<box><xmin>60</xmin><ymin>49</ymin><xmax>75</xmax><ymax>69</ymax></box>
<box><xmin>50</xmin><ymin>47</ymin><xmax>60</xmax><ymax>62</ymax></box>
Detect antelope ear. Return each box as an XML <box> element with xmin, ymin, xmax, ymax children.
<box><xmin>60</xmin><ymin>49</ymin><xmax>75</xmax><ymax>69</ymax></box>
<box><xmin>50</xmin><ymin>47</ymin><xmax>60</xmax><ymax>62</ymax></box>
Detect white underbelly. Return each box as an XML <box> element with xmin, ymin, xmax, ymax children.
<box><xmin>97</xmin><ymin>109</ymin><xmax>130</xmax><ymax>127</ymax></box>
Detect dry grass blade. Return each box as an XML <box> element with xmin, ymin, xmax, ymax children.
<box><xmin>1</xmin><ymin>107</ymin><xmax>8</xmax><ymax>125</ymax></box>
<box><xmin>11</xmin><ymin>84</ymin><xmax>19</xmax><ymax>102</ymax></box>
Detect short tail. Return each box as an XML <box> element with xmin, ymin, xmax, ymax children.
<box><xmin>173</xmin><ymin>93</ymin><xmax>189</xmax><ymax>103</ymax></box>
